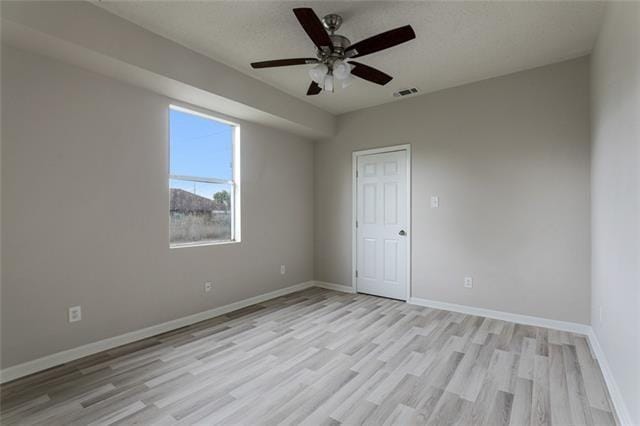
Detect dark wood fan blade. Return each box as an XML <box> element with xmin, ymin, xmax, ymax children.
<box><xmin>251</xmin><ymin>58</ymin><xmax>318</xmax><ymax>69</ymax></box>
<box><xmin>345</xmin><ymin>25</ymin><xmax>416</xmax><ymax>58</ymax></box>
<box><xmin>293</xmin><ymin>8</ymin><xmax>333</xmax><ymax>50</ymax></box>
<box><xmin>350</xmin><ymin>61</ymin><xmax>393</xmax><ymax>85</ymax></box>
<box><xmin>307</xmin><ymin>81</ymin><xmax>322</xmax><ymax>95</ymax></box>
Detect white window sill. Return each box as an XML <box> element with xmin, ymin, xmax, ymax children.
<box><xmin>170</xmin><ymin>240</ymin><xmax>240</xmax><ymax>249</ymax></box>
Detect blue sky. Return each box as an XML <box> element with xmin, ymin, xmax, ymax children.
<box><xmin>170</xmin><ymin>108</ymin><xmax>233</xmax><ymax>199</ymax></box>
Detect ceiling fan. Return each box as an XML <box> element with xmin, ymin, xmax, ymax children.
<box><xmin>250</xmin><ymin>8</ymin><xmax>416</xmax><ymax>95</ymax></box>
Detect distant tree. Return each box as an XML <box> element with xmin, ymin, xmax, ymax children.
<box><xmin>213</xmin><ymin>190</ymin><xmax>231</xmax><ymax>210</ymax></box>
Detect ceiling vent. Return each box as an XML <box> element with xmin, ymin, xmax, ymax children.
<box><xmin>393</xmin><ymin>88</ymin><xmax>419</xmax><ymax>97</ymax></box>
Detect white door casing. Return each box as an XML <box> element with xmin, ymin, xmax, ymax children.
<box><xmin>355</xmin><ymin>149</ymin><xmax>409</xmax><ymax>300</ymax></box>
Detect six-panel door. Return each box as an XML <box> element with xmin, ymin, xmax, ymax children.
<box><xmin>356</xmin><ymin>150</ymin><xmax>408</xmax><ymax>300</ymax></box>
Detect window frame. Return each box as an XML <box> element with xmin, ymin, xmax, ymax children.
<box><xmin>168</xmin><ymin>104</ymin><xmax>241</xmax><ymax>248</ymax></box>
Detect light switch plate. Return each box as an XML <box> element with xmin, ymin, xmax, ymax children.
<box><xmin>68</xmin><ymin>306</ymin><xmax>82</xmax><ymax>323</ymax></box>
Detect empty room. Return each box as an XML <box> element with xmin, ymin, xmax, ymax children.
<box><xmin>0</xmin><ymin>1</ymin><xmax>638</xmax><ymax>425</ymax></box>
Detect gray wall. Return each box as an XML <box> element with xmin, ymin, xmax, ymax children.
<box><xmin>1</xmin><ymin>46</ymin><xmax>315</xmax><ymax>368</ymax></box>
<box><xmin>315</xmin><ymin>57</ymin><xmax>591</xmax><ymax>324</ymax></box>
<box><xmin>590</xmin><ymin>2</ymin><xmax>640</xmax><ymax>423</ymax></box>
<box><xmin>1</xmin><ymin>1</ymin><xmax>335</xmax><ymax>139</ymax></box>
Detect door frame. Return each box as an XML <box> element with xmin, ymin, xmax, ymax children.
<box><xmin>352</xmin><ymin>144</ymin><xmax>411</xmax><ymax>300</ymax></box>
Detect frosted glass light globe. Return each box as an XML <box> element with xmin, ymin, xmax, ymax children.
<box><xmin>341</xmin><ymin>74</ymin><xmax>354</xmax><ymax>89</ymax></box>
<box><xmin>309</xmin><ymin>64</ymin><xmax>328</xmax><ymax>84</ymax></box>
<box><xmin>333</xmin><ymin>60</ymin><xmax>351</xmax><ymax>80</ymax></box>
<box><xmin>323</xmin><ymin>74</ymin><xmax>334</xmax><ymax>92</ymax></box>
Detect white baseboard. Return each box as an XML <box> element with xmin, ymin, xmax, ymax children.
<box><xmin>586</xmin><ymin>329</ymin><xmax>634</xmax><ymax>426</ymax></box>
<box><xmin>0</xmin><ymin>281</ymin><xmax>316</xmax><ymax>384</ymax></box>
<box><xmin>313</xmin><ymin>281</ymin><xmax>356</xmax><ymax>293</ymax></box>
<box><xmin>408</xmin><ymin>297</ymin><xmax>591</xmax><ymax>335</ymax></box>
<box><xmin>2</xmin><ymin>283</ymin><xmax>632</xmax><ymax>426</ymax></box>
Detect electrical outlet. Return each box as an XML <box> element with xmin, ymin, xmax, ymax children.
<box><xmin>204</xmin><ymin>282</ymin><xmax>213</xmax><ymax>292</ymax></box>
<box><xmin>464</xmin><ymin>277</ymin><xmax>473</xmax><ymax>288</ymax></box>
<box><xmin>431</xmin><ymin>196</ymin><xmax>439</xmax><ymax>208</ymax></box>
<box><xmin>280</xmin><ymin>265</ymin><xmax>286</xmax><ymax>275</ymax></box>
<box><xmin>68</xmin><ymin>306</ymin><xmax>82</xmax><ymax>323</ymax></box>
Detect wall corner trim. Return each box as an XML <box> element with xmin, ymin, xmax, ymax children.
<box><xmin>313</xmin><ymin>281</ymin><xmax>356</xmax><ymax>293</ymax></box>
<box><xmin>408</xmin><ymin>297</ymin><xmax>591</xmax><ymax>334</ymax></box>
<box><xmin>0</xmin><ymin>281</ymin><xmax>317</xmax><ymax>384</ymax></box>
<box><xmin>586</xmin><ymin>329</ymin><xmax>635</xmax><ymax>426</ymax></box>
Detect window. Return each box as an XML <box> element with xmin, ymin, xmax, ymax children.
<box><xmin>169</xmin><ymin>105</ymin><xmax>240</xmax><ymax>247</ymax></box>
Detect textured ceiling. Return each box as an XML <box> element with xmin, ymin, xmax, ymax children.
<box><xmin>95</xmin><ymin>1</ymin><xmax>604</xmax><ymax>115</ymax></box>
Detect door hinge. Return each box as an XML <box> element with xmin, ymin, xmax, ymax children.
<box><xmin>356</xmin><ymin>170</ymin><xmax>359</xmax><ymax>178</ymax></box>
<box><xmin>356</xmin><ymin>220</ymin><xmax>358</xmax><ymax>228</ymax></box>
<box><xmin>355</xmin><ymin>270</ymin><xmax>358</xmax><ymax>278</ymax></box>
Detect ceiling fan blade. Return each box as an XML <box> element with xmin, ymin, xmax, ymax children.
<box><xmin>345</xmin><ymin>25</ymin><xmax>416</xmax><ymax>58</ymax></box>
<box><xmin>350</xmin><ymin>61</ymin><xmax>393</xmax><ymax>85</ymax></box>
<box><xmin>293</xmin><ymin>8</ymin><xmax>333</xmax><ymax>50</ymax></box>
<box><xmin>251</xmin><ymin>58</ymin><xmax>319</xmax><ymax>69</ymax></box>
<box><xmin>307</xmin><ymin>81</ymin><xmax>322</xmax><ymax>95</ymax></box>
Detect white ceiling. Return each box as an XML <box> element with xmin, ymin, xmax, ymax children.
<box><xmin>96</xmin><ymin>1</ymin><xmax>605</xmax><ymax>115</ymax></box>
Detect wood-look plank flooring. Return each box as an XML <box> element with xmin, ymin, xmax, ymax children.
<box><xmin>0</xmin><ymin>288</ymin><xmax>618</xmax><ymax>425</ymax></box>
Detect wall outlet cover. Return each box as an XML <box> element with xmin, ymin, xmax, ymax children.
<box><xmin>68</xmin><ymin>306</ymin><xmax>82</xmax><ymax>323</ymax></box>
<box><xmin>464</xmin><ymin>277</ymin><xmax>473</xmax><ymax>288</ymax></box>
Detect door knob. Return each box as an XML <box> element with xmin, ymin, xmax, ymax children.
<box><xmin>399</xmin><ymin>230</ymin><xmax>406</xmax><ymax>236</ymax></box>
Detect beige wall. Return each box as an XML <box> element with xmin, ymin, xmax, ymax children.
<box><xmin>315</xmin><ymin>57</ymin><xmax>591</xmax><ymax>324</ymax></box>
<box><xmin>590</xmin><ymin>2</ymin><xmax>640</xmax><ymax>424</ymax></box>
<box><xmin>0</xmin><ymin>46</ymin><xmax>315</xmax><ymax>368</ymax></box>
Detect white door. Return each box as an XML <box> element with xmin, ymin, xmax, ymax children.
<box><xmin>356</xmin><ymin>150</ymin><xmax>408</xmax><ymax>300</ymax></box>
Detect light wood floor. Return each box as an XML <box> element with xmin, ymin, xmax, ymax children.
<box><xmin>0</xmin><ymin>288</ymin><xmax>618</xmax><ymax>425</ymax></box>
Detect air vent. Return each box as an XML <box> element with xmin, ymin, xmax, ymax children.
<box><xmin>393</xmin><ymin>88</ymin><xmax>419</xmax><ymax>97</ymax></box>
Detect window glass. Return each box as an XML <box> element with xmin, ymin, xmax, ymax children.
<box><xmin>169</xmin><ymin>107</ymin><xmax>238</xmax><ymax>246</ymax></box>
<box><xmin>169</xmin><ymin>108</ymin><xmax>233</xmax><ymax>180</ymax></box>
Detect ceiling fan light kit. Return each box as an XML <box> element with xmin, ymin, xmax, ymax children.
<box><xmin>309</xmin><ymin>63</ymin><xmax>328</xmax><ymax>83</ymax></box>
<box><xmin>250</xmin><ymin>8</ymin><xmax>416</xmax><ymax>96</ymax></box>
<box><xmin>323</xmin><ymin>72</ymin><xmax>334</xmax><ymax>92</ymax></box>
<box><xmin>333</xmin><ymin>60</ymin><xmax>352</xmax><ymax>79</ymax></box>
<box><xmin>340</xmin><ymin>73</ymin><xmax>355</xmax><ymax>89</ymax></box>
<box><xmin>309</xmin><ymin>60</ymin><xmax>352</xmax><ymax>92</ymax></box>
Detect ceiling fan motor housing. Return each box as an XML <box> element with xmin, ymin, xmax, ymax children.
<box><xmin>317</xmin><ymin>33</ymin><xmax>351</xmax><ymax>68</ymax></box>
<box><xmin>329</xmin><ymin>34</ymin><xmax>351</xmax><ymax>54</ymax></box>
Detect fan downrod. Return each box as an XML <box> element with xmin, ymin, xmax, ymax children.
<box><xmin>319</xmin><ymin>14</ymin><xmax>350</xmax><ymax>57</ymax></box>
<box><xmin>322</xmin><ymin>14</ymin><xmax>343</xmax><ymax>34</ymax></box>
